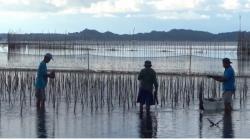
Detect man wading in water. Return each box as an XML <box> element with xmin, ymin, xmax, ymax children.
<box><xmin>35</xmin><ymin>53</ymin><xmax>55</xmax><ymax>109</ymax></box>
<box><xmin>137</xmin><ymin>60</ymin><xmax>158</xmax><ymax>113</ymax></box>
<box><xmin>208</xmin><ymin>58</ymin><xmax>235</xmax><ymax>113</ymax></box>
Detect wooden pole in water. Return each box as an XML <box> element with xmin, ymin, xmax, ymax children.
<box><xmin>189</xmin><ymin>42</ymin><xmax>192</xmax><ymax>74</ymax></box>
<box><xmin>87</xmin><ymin>48</ymin><xmax>90</xmax><ymax>104</ymax></box>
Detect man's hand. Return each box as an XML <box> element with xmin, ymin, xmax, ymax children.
<box><xmin>154</xmin><ymin>90</ymin><xmax>158</xmax><ymax>105</ymax></box>
<box><xmin>207</xmin><ymin>75</ymin><xmax>225</xmax><ymax>82</ymax></box>
<box><xmin>49</xmin><ymin>71</ymin><xmax>55</xmax><ymax>79</ymax></box>
<box><xmin>207</xmin><ymin>75</ymin><xmax>214</xmax><ymax>78</ymax></box>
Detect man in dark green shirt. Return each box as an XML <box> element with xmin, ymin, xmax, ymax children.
<box><xmin>137</xmin><ymin>60</ymin><xmax>158</xmax><ymax>113</ymax></box>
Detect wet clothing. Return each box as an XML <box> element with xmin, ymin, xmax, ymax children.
<box><xmin>35</xmin><ymin>61</ymin><xmax>48</xmax><ymax>89</ymax></box>
<box><xmin>223</xmin><ymin>91</ymin><xmax>233</xmax><ymax>105</ymax></box>
<box><xmin>35</xmin><ymin>88</ymin><xmax>46</xmax><ymax>100</ymax></box>
<box><xmin>137</xmin><ymin>68</ymin><xmax>158</xmax><ymax>105</ymax></box>
<box><xmin>137</xmin><ymin>88</ymin><xmax>154</xmax><ymax>106</ymax></box>
<box><xmin>223</xmin><ymin>66</ymin><xmax>235</xmax><ymax>92</ymax></box>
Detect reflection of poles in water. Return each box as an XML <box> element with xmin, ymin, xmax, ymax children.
<box><xmin>138</xmin><ymin>112</ymin><xmax>157</xmax><ymax>138</ymax></box>
<box><xmin>0</xmin><ymin>103</ymin><xmax>1</xmax><ymax>137</ymax></box>
<box><xmin>199</xmin><ymin>112</ymin><xmax>203</xmax><ymax>138</ymax></box>
<box><xmin>222</xmin><ymin>112</ymin><xmax>234</xmax><ymax>138</ymax></box>
<box><xmin>36</xmin><ymin>108</ymin><xmax>47</xmax><ymax>138</ymax></box>
<box><xmin>199</xmin><ymin>82</ymin><xmax>204</xmax><ymax>111</ymax></box>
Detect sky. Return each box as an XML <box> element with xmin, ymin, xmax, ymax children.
<box><xmin>0</xmin><ymin>0</ymin><xmax>250</xmax><ymax>34</ymax></box>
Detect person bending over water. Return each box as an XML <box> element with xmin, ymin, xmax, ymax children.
<box><xmin>35</xmin><ymin>53</ymin><xmax>55</xmax><ymax>109</ymax></box>
<box><xmin>137</xmin><ymin>60</ymin><xmax>158</xmax><ymax>113</ymax></box>
<box><xmin>208</xmin><ymin>58</ymin><xmax>235</xmax><ymax>113</ymax></box>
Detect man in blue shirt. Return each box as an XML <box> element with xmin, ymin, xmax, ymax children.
<box><xmin>208</xmin><ymin>58</ymin><xmax>235</xmax><ymax>113</ymax></box>
<box><xmin>35</xmin><ymin>53</ymin><xmax>55</xmax><ymax>109</ymax></box>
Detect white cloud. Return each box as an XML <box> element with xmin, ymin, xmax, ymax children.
<box><xmin>147</xmin><ymin>0</ymin><xmax>205</xmax><ymax>11</ymax></box>
<box><xmin>80</xmin><ymin>0</ymin><xmax>143</xmax><ymax>14</ymax></box>
<box><xmin>0</xmin><ymin>11</ymin><xmax>45</xmax><ymax>20</ymax></box>
<box><xmin>143</xmin><ymin>0</ymin><xmax>211</xmax><ymax>20</ymax></box>
<box><xmin>154</xmin><ymin>11</ymin><xmax>210</xmax><ymax>20</ymax></box>
<box><xmin>54</xmin><ymin>0</ymin><xmax>144</xmax><ymax>17</ymax></box>
<box><xmin>57</xmin><ymin>8</ymin><xmax>79</xmax><ymax>15</ymax></box>
<box><xmin>45</xmin><ymin>0</ymin><xmax>67</xmax><ymax>7</ymax></box>
<box><xmin>245</xmin><ymin>0</ymin><xmax>250</xmax><ymax>8</ymax></box>
<box><xmin>93</xmin><ymin>13</ymin><xmax>117</xmax><ymax>18</ymax></box>
<box><xmin>0</xmin><ymin>0</ymin><xmax>30</xmax><ymax>5</ymax></box>
<box><xmin>220</xmin><ymin>0</ymin><xmax>241</xmax><ymax>10</ymax></box>
<box><xmin>216</xmin><ymin>13</ymin><xmax>233</xmax><ymax>20</ymax></box>
<box><xmin>0</xmin><ymin>0</ymin><xmax>250</xmax><ymax>20</ymax></box>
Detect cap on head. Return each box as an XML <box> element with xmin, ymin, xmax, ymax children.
<box><xmin>144</xmin><ymin>60</ymin><xmax>152</xmax><ymax>67</ymax></box>
<box><xmin>44</xmin><ymin>53</ymin><xmax>53</xmax><ymax>60</ymax></box>
<box><xmin>223</xmin><ymin>58</ymin><xmax>232</xmax><ymax>64</ymax></box>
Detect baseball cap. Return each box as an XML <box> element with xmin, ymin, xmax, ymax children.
<box><xmin>223</xmin><ymin>58</ymin><xmax>232</xmax><ymax>64</ymax></box>
<box><xmin>45</xmin><ymin>53</ymin><xmax>53</xmax><ymax>60</ymax></box>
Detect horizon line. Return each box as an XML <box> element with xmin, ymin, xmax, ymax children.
<box><xmin>3</xmin><ymin>28</ymin><xmax>249</xmax><ymax>35</ymax></box>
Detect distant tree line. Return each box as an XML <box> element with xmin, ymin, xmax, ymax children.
<box><xmin>4</xmin><ymin>29</ymin><xmax>250</xmax><ymax>42</ymax></box>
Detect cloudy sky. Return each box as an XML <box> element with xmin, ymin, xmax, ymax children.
<box><xmin>0</xmin><ymin>0</ymin><xmax>250</xmax><ymax>34</ymax></box>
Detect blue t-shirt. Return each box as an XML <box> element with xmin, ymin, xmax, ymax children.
<box><xmin>35</xmin><ymin>61</ymin><xmax>47</xmax><ymax>89</ymax></box>
<box><xmin>223</xmin><ymin>66</ymin><xmax>235</xmax><ymax>92</ymax></box>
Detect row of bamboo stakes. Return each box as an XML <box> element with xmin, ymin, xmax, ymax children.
<box><xmin>0</xmin><ymin>69</ymin><xmax>248</xmax><ymax>115</ymax></box>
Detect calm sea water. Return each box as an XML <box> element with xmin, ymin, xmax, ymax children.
<box><xmin>0</xmin><ymin>97</ymin><xmax>249</xmax><ymax>138</ymax></box>
<box><xmin>0</xmin><ymin>43</ymin><xmax>250</xmax><ymax>138</ymax></box>
<box><xmin>2</xmin><ymin>43</ymin><xmax>250</xmax><ymax>75</ymax></box>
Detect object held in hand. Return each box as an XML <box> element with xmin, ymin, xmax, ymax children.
<box><xmin>154</xmin><ymin>91</ymin><xmax>159</xmax><ymax>105</ymax></box>
<box><xmin>50</xmin><ymin>71</ymin><xmax>55</xmax><ymax>78</ymax></box>
<box><xmin>207</xmin><ymin>75</ymin><xmax>213</xmax><ymax>78</ymax></box>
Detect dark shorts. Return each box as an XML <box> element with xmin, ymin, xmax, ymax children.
<box><xmin>137</xmin><ymin>88</ymin><xmax>154</xmax><ymax>106</ymax></box>
<box><xmin>35</xmin><ymin>88</ymin><xmax>46</xmax><ymax>100</ymax></box>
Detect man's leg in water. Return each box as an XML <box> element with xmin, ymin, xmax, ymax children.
<box><xmin>41</xmin><ymin>99</ymin><xmax>45</xmax><ymax>109</ymax></box>
<box><xmin>223</xmin><ymin>92</ymin><xmax>233</xmax><ymax>113</ymax></box>
<box><xmin>36</xmin><ymin>99</ymin><xmax>41</xmax><ymax>108</ymax></box>
<box><xmin>36</xmin><ymin>89</ymin><xmax>41</xmax><ymax>108</ymax></box>
<box><xmin>146</xmin><ymin>105</ymin><xmax>150</xmax><ymax>113</ymax></box>
<box><xmin>140</xmin><ymin>104</ymin><xmax>143</xmax><ymax>113</ymax></box>
<box><xmin>40</xmin><ymin>89</ymin><xmax>46</xmax><ymax>109</ymax></box>
<box><xmin>225</xmin><ymin>102</ymin><xmax>232</xmax><ymax>113</ymax></box>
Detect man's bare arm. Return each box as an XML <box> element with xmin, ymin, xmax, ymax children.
<box><xmin>207</xmin><ymin>75</ymin><xmax>227</xmax><ymax>82</ymax></box>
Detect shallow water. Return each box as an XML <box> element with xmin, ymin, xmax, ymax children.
<box><xmin>0</xmin><ymin>70</ymin><xmax>248</xmax><ymax>138</ymax></box>
<box><xmin>0</xmin><ymin>97</ymin><xmax>250</xmax><ymax>138</ymax></box>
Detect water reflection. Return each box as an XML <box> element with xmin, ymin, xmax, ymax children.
<box><xmin>36</xmin><ymin>108</ymin><xmax>47</xmax><ymax>138</ymax></box>
<box><xmin>138</xmin><ymin>112</ymin><xmax>157</xmax><ymax>138</ymax></box>
<box><xmin>222</xmin><ymin>112</ymin><xmax>234</xmax><ymax>138</ymax></box>
<box><xmin>199</xmin><ymin>112</ymin><xmax>203</xmax><ymax>138</ymax></box>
